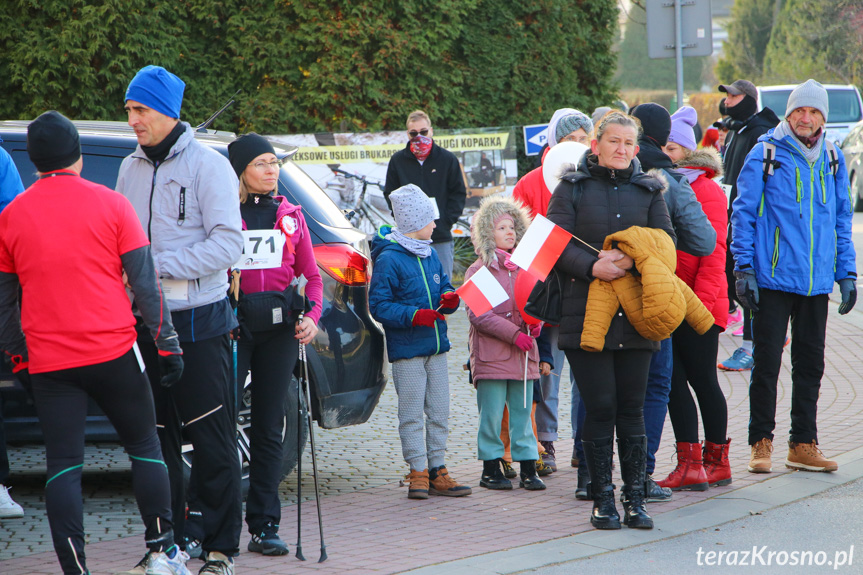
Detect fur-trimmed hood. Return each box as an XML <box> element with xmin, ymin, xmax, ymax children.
<box><xmin>470</xmin><ymin>195</ymin><xmax>531</xmax><ymax>267</ymax></box>
<box><xmin>679</xmin><ymin>147</ymin><xmax>723</xmax><ymax>179</ymax></box>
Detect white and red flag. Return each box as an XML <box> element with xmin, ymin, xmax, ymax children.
<box><xmin>509</xmin><ymin>214</ymin><xmax>571</xmax><ymax>280</ymax></box>
<box><xmin>457</xmin><ymin>266</ymin><xmax>509</xmax><ymax>316</ymax></box>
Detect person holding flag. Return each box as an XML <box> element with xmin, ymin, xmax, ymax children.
<box><xmin>546</xmin><ymin>111</ymin><xmax>675</xmax><ymax>530</ymax></box>
<box><xmin>369</xmin><ymin>184</ymin><xmax>471</xmax><ymax>500</ymax></box>
<box><xmin>464</xmin><ymin>196</ymin><xmax>545</xmax><ymax>492</ymax></box>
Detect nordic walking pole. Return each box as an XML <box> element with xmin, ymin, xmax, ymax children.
<box><xmin>295</xmin><ymin>311</ymin><xmax>306</xmax><ymax>561</ymax></box>
<box><xmin>300</xmin><ymin>339</ymin><xmax>328</xmax><ymax>562</ymax></box>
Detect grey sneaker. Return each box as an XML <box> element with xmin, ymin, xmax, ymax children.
<box><xmin>539</xmin><ymin>441</ymin><xmax>557</xmax><ymax>472</ymax></box>
<box><xmin>248</xmin><ymin>522</ymin><xmax>289</xmax><ymax>555</ymax></box>
<box><xmin>182</xmin><ymin>537</ymin><xmax>203</xmax><ymax>560</ymax></box>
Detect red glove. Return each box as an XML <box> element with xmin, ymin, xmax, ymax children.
<box><xmin>412</xmin><ymin>309</ymin><xmax>445</xmax><ymax>327</ymax></box>
<box><xmin>439</xmin><ymin>291</ymin><xmax>460</xmax><ymax>311</ymax></box>
<box><xmin>514</xmin><ymin>332</ymin><xmax>534</xmax><ymax>351</ymax></box>
<box><xmin>529</xmin><ymin>323</ymin><xmax>543</xmax><ymax>338</ymax></box>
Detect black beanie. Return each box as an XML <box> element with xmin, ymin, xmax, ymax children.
<box><xmin>631</xmin><ymin>103</ymin><xmax>671</xmax><ymax>146</ymax></box>
<box><xmin>27</xmin><ymin>111</ymin><xmax>81</xmax><ymax>173</ymax></box>
<box><xmin>228</xmin><ymin>133</ymin><xmax>276</xmax><ymax>177</ymax></box>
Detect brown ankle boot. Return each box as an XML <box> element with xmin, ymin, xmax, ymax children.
<box><xmin>429</xmin><ymin>466</ymin><xmax>472</xmax><ymax>497</ymax></box>
<box><xmin>786</xmin><ymin>440</ymin><xmax>838</xmax><ymax>472</ymax></box>
<box><xmin>748</xmin><ymin>438</ymin><xmax>773</xmax><ymax>473</ymax></box>
<box><xmin>404</xmin><ymin>469</ymin><xmax>429</xmax><ymax>499</ymax></box>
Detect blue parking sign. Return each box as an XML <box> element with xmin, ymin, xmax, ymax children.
<box><xmin>523</xmin><ymin>124</ymin><xmax>549</xmax><ymax>156</ymax></box>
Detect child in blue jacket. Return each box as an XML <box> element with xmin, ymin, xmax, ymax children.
<box><xmin>370</xmin><ymin>184</ymin><xmax>472</xmax><ymax>499</ymax></box>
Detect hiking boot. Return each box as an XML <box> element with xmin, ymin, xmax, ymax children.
<box><xmin>786</xmin><ymin>440</ymin><xmax>838</xmax><ymax>472</ymax></box>
<box><xmin>535</xmin><ymin>456</ymin><xmax>553</xmax><ymax>477</ymax></box>
<box><xmin>539</xmin><ymin>441</ymin><xmax>557</xmax><ymax>472</ymax></box>
<box><xmin>618</xmin><ymin>436</ymin><xmax>653</xmax><ymax>529</ymax></box>
<box><xmin>703</xmin><ymin>439</ymin><xmax>733</xmax><ymax>486</ymax></box>
<box><xmin>146</xmin><ymin>549</ymin><xmax>192</xmax><ymax>575</ymax></box>
<box><xmin>180</xmin><ymin>537</ymin><xmax>203</xmax><ymax>560</ymax></box>
<box><xmin>657</xmin><ymin>442</ymin><xmax>709</xmax><ymax>491</ymax></box>
<box><xmin>518</xmin><ymin>460</ymin><xmax>547</xmax><ymax>490</ymax></box>
<box><xmin>571</xmin><ymin>444</ymin><xmax>580</xmax><ymax>468</ymax></box>
<box><xmin>583</xmin><ymin>437</ymin><xmax>620</xmax><ymax>530</ymax></box>
<box><xmin>480</xmin><ymin>460</ymin><xmax>512</xmax><ymax>490</ymax></box>
<box><xmin>501</xmin><ymin>460</ymin><xmax>517</xmax><ymax>479</ymax></box>
<box><xmin>748</xmin><ymin>438</ymin><xmax>773</xmax><ymax>473</ymax></box>
<box><xmin>248</xmin><ymin>521</ymin><xmax>289</xmax><ymax>555</ymax></box>
<box><xmin>198</xmin><ymin>552</ymin><xmax>233</xmax><ymax>575</ymax></box>
<box><xmin>718</xmin><ymin>347</ymin><xmax>753</xmax><ymax>371</ymax></box>
<box><xmin>0</xmin><ymin>485</ymin><xmax>23</xmax><ymax>518</ymax></box>
<box><xmin>429</xmin><ymin>465</ymin><xmax>472</xmax><ymax>497</ymax></box>
<box><xmin>404</xmin><ymin>469</ymin><xmax>429</xmax><ymax>499</ymax></box>
<box><xmin>644</xmin><ymin>475</ymin><xmax>672</xmax><ymax>502</ymax></box>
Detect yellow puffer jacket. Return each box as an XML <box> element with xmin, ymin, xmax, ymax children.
<box><xmin>581</xmin><ymin>226</ymin><xmax>714</xmax><ymax>352</ymax></box>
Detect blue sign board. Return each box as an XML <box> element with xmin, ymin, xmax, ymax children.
<box><xmin>523</xmin><ymin>124</ymin><xmax>549</xmax><ymax>156</ymax></box>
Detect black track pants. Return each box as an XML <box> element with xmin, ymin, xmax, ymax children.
<box><xmin>31</xmin><ymin>347</ymin><xmax>172</xmax><ymax>575</ymax></box>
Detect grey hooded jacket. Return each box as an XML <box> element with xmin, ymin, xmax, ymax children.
<box><xmin>116</xmin><ymin>123</ymin><xmax>243</xmax><ymax>312</ymax></box>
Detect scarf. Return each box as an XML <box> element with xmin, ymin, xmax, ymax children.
<box><xmin>387</xmin><ymin>229</ymin><xmax>432</xmax><ymax>258</ymax></box>
<box><xmin>774</xmin><ymin>121</ymin><xmax>824</xmax><ymax>165</ymax></box>
<box><xmin>677</xmin><ymin>166</ymin><xmax>701</xmax><ymax>185</ymax></box>
<box><xmin>141</xmin><ymin>121</ymin><xmax>184</xmax><ymax>164</ymax></box>
<box><xmin>410</xmin><ymin>135</ymin><xmax>433</xmax><ymax>162</ymax></box>
<box><xmin>496</xmin><ymin>248</ymin><xmax>518</xmax><ymax>271</ymax></box>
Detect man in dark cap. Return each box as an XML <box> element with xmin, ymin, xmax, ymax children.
<box><xmin>716</xmin><ymin>80</ymin><xmax>780</xmax><ymax>372</ymax></box>
<box><xmin>116</xmin><ymin>66</ymin><xmax>243</xmax><ymax>575</ymax></box>
<box><xmin>630</xmin><ymin>102</ymin><xmax>715</xmax><ymax>504</ymax></box>
<box><xmin>0</xmin><ymin>111</ymin><xmax>188</xmax><ymax>575</ymax></box>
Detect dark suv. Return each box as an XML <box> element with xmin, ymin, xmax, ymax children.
<box><xmin>0</xmin><ymin>120</ymin><xmax>387</xmax><ymax>479</ymax></box>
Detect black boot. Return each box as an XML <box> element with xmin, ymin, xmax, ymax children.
<box><xmin>575</xmin><ymin>462</ymin><xmax>592</xmax><ymax>500</ymax></box>
<box><xmin>518</xmin><ymin>460</ymin><xmax>546</xmax><ymax>490</ymax></box>
<box><xmin>480</xmin><ymin>459</ymin><xmax>513</xmax><ymax>490</ymax></box>
<box><xmin>618</xmin><ymin>435</ymin><xmax>654</xmax><ymax>529</ymax></box>
<box><xmin>582</xmin><ymin>437</ymin><xmax>620</xmax><ymax>529</ymax></box>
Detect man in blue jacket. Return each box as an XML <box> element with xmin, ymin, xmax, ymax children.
<box><xmin>731</xmin><ymin>79</ymin><xmax>856</xmax><ymax>475</ymax></box>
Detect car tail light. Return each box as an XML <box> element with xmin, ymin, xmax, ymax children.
<box><xmin>314</xmin><ymin>243</ymin><xmax>370</xmax><ymax>286</ymax></box>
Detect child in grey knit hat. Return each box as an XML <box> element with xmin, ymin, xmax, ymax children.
<box><xmin>368</xmin><ymin>184</ymin><xmax>472</xmax><ymax>499</ymax></box>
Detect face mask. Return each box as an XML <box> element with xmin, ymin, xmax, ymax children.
<box><xmin>726</xmin><ymin>95</ymin><xmax>758</xmax><ymax>122</ymax></box>
<box><xmin>410</xmin><ymin>135</ymin><xmax>433</xmax><ymax>162</ymax></box>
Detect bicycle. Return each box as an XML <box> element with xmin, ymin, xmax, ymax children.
<box><xmin>330</xmin><ymin>168</ymin><xmax>393</xmax><ymax>237</ymax></box>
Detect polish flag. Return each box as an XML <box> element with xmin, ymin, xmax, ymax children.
<box><xmin>457</xmin><ymin>266</ymin><xmax>509</xmax><ymax>316</ymax></box>
<box><xmin>510</xmin><ymin>214</ymin><xmax>571</xmax><ymax>280</ymax></box>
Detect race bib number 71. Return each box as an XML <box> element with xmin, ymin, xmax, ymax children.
<box><xmin>234</xmin><ymin>229</ymin><xmax>285</xmax><ymax>270</ymax></box>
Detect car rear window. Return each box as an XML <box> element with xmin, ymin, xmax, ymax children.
<box><xmin>761</xmin><ymin>89</ymin><xmax>862</xmax><ymax>124</ymax></box>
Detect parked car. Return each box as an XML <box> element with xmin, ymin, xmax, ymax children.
<box><xmin>842</xmin><ymin>119</ymin><xmax>863</xmax><ymax>211</ymax></box>
<box><xmin>757</xmin><ymin>84</ymin><xmax>863</xmax><ymax>149</ymax></box>
<box><xmin>0</xmin><ymin>120</ymin><xmax>387</xmax><ymax>483</ymax></box>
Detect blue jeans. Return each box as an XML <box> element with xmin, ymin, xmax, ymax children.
<box><xmin>535</xmin><ymin>326</ymin><xmax>566</xmax><ymax>441</ymax></box>
<box><xmin>644</xmin><ymin>338</ymin><xmax>673</xmax><ymax>475</ymax></box>
<box><xmin>570</xmin><ymin>367</ymin><xmax>585</xmax><ymax>462</ymax></box>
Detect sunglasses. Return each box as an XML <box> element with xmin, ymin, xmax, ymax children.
<box><xmin>408</xmin><ymin>128</ymin><xmax>430</xmax><ymax>138</ymax></box>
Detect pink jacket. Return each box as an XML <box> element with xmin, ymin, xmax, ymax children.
<box><xmin>240</xmin><ymin>197</ymin><xmax>323</xmax><ymax>325</ymax></box>
<box><xmin>466</xmin><ymin>253</ymin><xmax>539</xmax><ymax>384</ymax></box>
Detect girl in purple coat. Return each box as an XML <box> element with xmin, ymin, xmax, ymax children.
<box><xmin>227</xmin><ymin>134</ymin><xmax>323</xmax><ymax>556</ymax></box>
<box><xmin>466</xmin><ymin>196</ymin><xmax>545</xmax><ymax>491</ymax></box>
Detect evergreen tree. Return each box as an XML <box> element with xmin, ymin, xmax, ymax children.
<box><xmin>715</xmin><ymin>0</ymin><xmax>779</xmax><ymax>84</ymax></box>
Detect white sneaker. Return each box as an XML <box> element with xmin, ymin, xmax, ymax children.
<box><xmin>0</xmin><ymin>484</ymin><xmax>23</xmax><ymax>518</ymax></box>
<box><xmin>146</xmin><ymin>549</ymin><xmax>192</xmax><ymax>575</ymax></box>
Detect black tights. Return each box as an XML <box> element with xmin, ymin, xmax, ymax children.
<box><xmin>667</xmin><ymin>323</ymin><xmax>727</xmax><ymax>443</ymax></box>
<box><xmin>565</xmin><ymin>349</ymin><xmax>652</xmax><ymax>441</ymax></box>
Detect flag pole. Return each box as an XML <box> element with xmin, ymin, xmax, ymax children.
<box><xmin>523</xmin><ymin>350</ymin><xmax>529</xmax><ymax>409</ymax></box>
<box><xmin>569</xmin><ymin>232</ymin><xmax>600</xmax><ymax>254</ymax></box>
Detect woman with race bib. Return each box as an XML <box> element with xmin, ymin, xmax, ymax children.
<box><xmin>227</xmin><ymin>133</ymin><xmax>323</xmax><ymax>557</ymax></box>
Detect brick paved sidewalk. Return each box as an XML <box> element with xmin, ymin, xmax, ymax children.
<box><xmin>2</xmin><ymin>302</ymin><xmax>862</xmax><ymax>574</ymax></box>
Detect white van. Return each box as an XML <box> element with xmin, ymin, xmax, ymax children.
<box><xmin>757</xmin><ymin>84</ymin><xmax>863</xmax><ymax>148</ymax></box>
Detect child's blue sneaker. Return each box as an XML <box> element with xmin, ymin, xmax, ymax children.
<box><xmin>717</xmin><ymin>347</ymin><xmax>754</xmax><ymax>371</ymax></box>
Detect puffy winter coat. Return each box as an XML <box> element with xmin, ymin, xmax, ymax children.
<box><xmin>369</xmin><ymin>226</ymin><xmax>453</xmax><ymax>362</ymax></box>
<box><xmin>580</xmin><ymin>226</ymin><xmax>714</xmax><ymax>352</ymax></box>
<box><xmin>731</xmin><ymin>127</ymin><xmax>856</xmax><ymax>296</ymax></box>
<box><xmin>546</xmin><ymin>153</ymin><xmax>675</xmax><ymax>351</ymax></box>
<box><xmin>676</xmin><ymin>148</ymin><xmax>729</xmax><ymax>329</ymax></box>
<box><xmin>466</xmin><ymin>196</ymin><xmax>539</xmax><ymax>383</ymax></box>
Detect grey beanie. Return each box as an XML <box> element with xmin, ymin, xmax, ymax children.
<box><xmin>555</xmin><ymin>112</ymin><xmax>593</xmax><ymax>143</ymax></box>
<box><xmin>786</xmin><ymin>79</ymin><xmax>829</xmax><ymax>121</ymax></box>
<box><xmin>390</xmin><ymin>184</ymin><xmax>437</xmax><ymax>233</ymax></box>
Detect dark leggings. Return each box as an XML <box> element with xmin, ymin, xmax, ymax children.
<box><xmin>31</xmin><ymin>347</ymin><xmax>172</xmax><ymax>575</ymax></box>
<box><xmin>237</xmin><ymin>327</ymin><xmax>300</xmax><ymax>534</ymax></box>
<box><xmin>667</xmin><ymin>323</ymin><xmax>727</xmax><ymax>443</ymax></box>
<box><xmin>564</xmin><ymin>349</ymin><xmax>653</xmax><ymax>441</ymax></box>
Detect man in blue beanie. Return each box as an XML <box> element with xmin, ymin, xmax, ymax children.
<box><xmin>732</xmin><ymin>79</ymin><xmax>855</xmax><ymax>476</ymax></box>
<box><xmin>116</xmin><ymin>65</ymin><xmax>243</xmax><ymax>575</ymax></box>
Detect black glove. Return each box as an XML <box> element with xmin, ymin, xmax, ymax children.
<box><xmin>231</xmin><ymin>322</ymin><xmax>253</xmax><ymax>341</ymax></box>
<box><xmin>158</xmin><ymin>352</ymin><xmax>184</xmax><ymax>388</ymax></box>
<box><xmin>839</xmin><ymin>278</ymin><xmax>857</xmax><ymax>315</ymax></box>
<box><xmin>8</xmin><ymin>354</ymin><xmax>31</xmax><ymax>389</ymax></box>
<box><xmin>735</xmin><ymin>269</ymin><xmax>759</xmax><ymax>312</ymax></box>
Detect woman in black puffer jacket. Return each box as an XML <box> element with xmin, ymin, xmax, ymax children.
<box><xmin>546</xmin><ymin>111</ymin><xmax>675</xmax><ymax>531</ymax></box>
